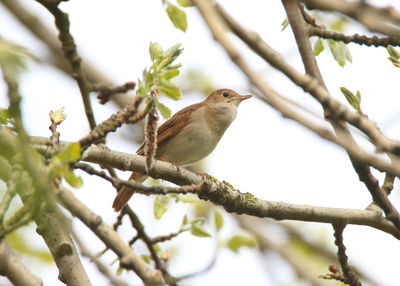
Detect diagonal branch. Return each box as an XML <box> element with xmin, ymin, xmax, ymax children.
<box><xmin>0</xmin><ymin>240</ymin><xmax>42</xmax><ymax>286</ymax></box>
<box><xmin>214</xmin><ymin>2</ymin><xmax>400</xmax><ymax>157</ymax></box>
<box><xmin>57</xmin><ymin>186</ymin><xmax>164</xmax><ymax>286</ymax></box>
<box><xmin>282</xmin><ymin>0</ymin><xmax>400</xmax><ymax>230</ymax></box>
<box><xmin>36</xmin><ymin>0</ymin><xmax>97</xmax><ymax>130</ymax></box>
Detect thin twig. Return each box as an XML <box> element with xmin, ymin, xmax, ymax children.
<box><xmin>123</xmin><ymin>208</ymin><xmax>177</xmax><ymax>285</ymax></box>
<box><xmin>75</xmin><ymin>162</ymin><xmax>203</xmax><ymax>196</ymax></box>
<box><xmin>302</xmin><ymin>0</ymin><xmax>400</xmax><ymax>38</ymax></box>
<box><xmin>282</xmin><ymin>0</ymin><xmax>400</xmax><ymax>231</ymax></box>
<box><xmin>94</xmin><ymin>82</ymin><xmax>136</xmax><ymax>105</ymax></box>
<box><xmin>309</xmin><ymin>26</ymin><xmax>400</xmax><ymax>47</ymax></box>
<box><xmin>79</xmin><ymin>96</ymin><xmax>143</xmax><ymax>149</ymax></box>
<box><xmin>215</xmin><ymin>1</ymin><xmax>400</xmax><ymax>157</ymax></box>
<box><xmin>36</xmin><ymin>0</ymin><xmax>97</xmax><ymax>130</ymax></box>
<box><xmin>332</xmin><ymin>224</ymin><xmax>362</xmax><ymax>286</ymax></box>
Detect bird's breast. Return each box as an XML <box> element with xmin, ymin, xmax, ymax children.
<box><xmin>157</xmin><ymin>106</ymin><xmax>230</xmax><ymax>165</ymax></box>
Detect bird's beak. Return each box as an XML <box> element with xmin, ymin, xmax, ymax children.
<box><xmin>235</xmin><ymin>95</ymin><xmax>252</xmax><ymax>101</ymax></box>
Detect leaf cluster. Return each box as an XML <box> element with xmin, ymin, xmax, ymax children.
<box><xmin>138</xmin><ymin>42</ymin><xmax>184</xmax><ymax>118</ymax></box>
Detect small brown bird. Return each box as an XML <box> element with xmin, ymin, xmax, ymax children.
<box><xmin>112</xmin><ymin>88</ymin><xmax>251</xmax><ymax>211</ymax></box>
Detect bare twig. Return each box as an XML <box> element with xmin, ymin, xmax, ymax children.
<box><xmin>36</xmin><ymin>0</ymin><xmax>97</xmax><ymax>130</ymax></box>
<box><xmin>151</xmin><ymin>231</ymin><xmax>182</xmax><ymax>244</ymax></box>
<box><xmin>79</xmin><ymin>96</ymin><xmax>143</xmax><ymax>149</ymax></box>
<box><xmin>302</xmin><ymin>0</ymin><xmax>400</xmax><ymax>38</ymax></box>
<box><xmin>94</xmin><ymin>82</ymin><xmax>136</xmax><ymax>105</ymax></box>
<box><xmin>309</xmin><ymin>26</ymin><xmax>400</xmax><ymax>47</ymax></box>
<box><xmin>215</xmin><ymin>2</ymin><xmax>400</xmax><ymax>157</ymax></box>
<box><xmin>332</xmin><ymin>224</ymin><xmax>362</xmax><ymax>286</ymax></box>
<box><xmin>122</xmin><ymin>208</ymin><xmax>177</xmax><ymax>285</ymax></box>
<box><xmin>298</xmin><ymin>2</ymin><xmax>400</xmax><ymax>47</ymax></box>
<box><xmin>282</xmin><ymin>0</ymin><xmax>400</xmax><ymax>230</ymax></box>
<box><xmin>1</xmin><ymin>0</ymin><xmax>132</xmax><ymax>108</ymax></box>
<box><xmin>75</xmin><ymin>162</ymin><xmax>203</xmax><ymax>196</ymax></box>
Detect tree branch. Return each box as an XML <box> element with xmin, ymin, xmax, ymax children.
<box><xmin>282</xmin><ymin>0</ymin><xmax>400</xmax><ymax>231</ymax></box>
<box><xmin>57</xmin><ymin>186</ymin><xmax>164</xmax><ymax>286</ymax></box>
<box><xmin>309</xmin><ymin>26</ymin><xmax>400</xmax><ymax>47</ymax></box>
<box><xmin>302</xmin><ymin>0</ymin><xmax>400</xmax><ymax>38</ymax></box>
<box><xmin>332</xmin><ymin>224</ymin><xmax>362</xmax><ymax>286</ymax></box>
<box><xmin>0</xmin><ymin>0</ymin><xmax>132</xmax><ymax>108</ymax></box>
<box><xmin>36</xmin><ymin>0</ymin><xmax>97</xmax><ymax>130</ymax></box>
<box><xmin>0</xmin><ymin>240</ymin><xmax>43</xmax><ymax>286</ymax></box>
<box><xmin>214</xmin><ymin>1</ymin><xmax>400</xmax><ymax>157</ymax></box>
<box><xmin>30</xmin><ymin>138</ymin><xmax>400</xmax><ymax>239</ymax></box>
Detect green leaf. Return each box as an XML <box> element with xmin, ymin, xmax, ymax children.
<box><xmin>141</xmin><ymin>255</ymin><xmax>151</xmax><ymax>264</ymax></box>
<box><xmin>226</xmin><ymin>235</ymin><xmax>257</xmax><ymax>253</ymax></box>
<box><xmin>177</xmin><ymin>0</ymin><xmax>194</xmax><ymax>7</ymax></box>
<box><xmin>116</xmin><ymin>267</ymin><xmax>124</xmax><ymax>276</ymax></box>
<box><xmin>160</xmin><ymin>87</ymin><xmax>181</xmax><ymax>100</ymax></box>
<box><xmin>328</xmin><ymin>17</ymin><xmax>347</xmax><ymax>32</ymax></box>
<box><xmin>138</xmin><ymin>80</ymin><xmax>148</xmax><ymax>98</ymax></box>
<box><xmin>387</xmin><ymin>46</ymin><xmax>400</xmax><ymax>59</ymax></box>
<box><xmin>181</xmin><ymin>214</ymin><xmax>189</xmax><ymax>226</ymax></box>
<box><xmin>313</xmin><ymin>38</ymin><xmax>324</xmax><ymax>56</ymax></box>
<box><xmin>155</xmin><ymin>100</ymin><xmax>172</xmax><ymax>119</ymax></box>
<box><xmin>149</xmin><ymin>42</ymin><xmax>163</xmax><ymax>62</ymax></box>
<box><xmin>64</xmin><ymin>171</ymin><xmax>83</xmax><ymax>188</ymax></box>
<box><xmin>281</xmin><ymin>17</ymin><xmax>289</xmax><ymax>31</ymax></box>
<box><xmin>6</xmin><ymin>230</ymin><xmax>53</xmax><ymax>263</ymax></box>
<box><xmin>166</xmin><ymin>4</ymin><xmax>187</xmax><ymax>32</ymax></box>
<box><xmin>214</xmin><ymin>211</ymin><xmax>224</xmax><ymax>232</ymax></box>
<box><xmin>340</xmin><ymin>87</ymin><xmax>361</xmax><ymax>112</ymax></box>
<box><xmin>164</xmin><ymin>44</ymin><xmax>183</xmax><ymax>61</ymax></box>
<box><xmin>327</xmin><ymin>40</ymin><xmax>352</xmax><ymax>67</ymax></box>
<box><xmin>160</xmin><ymin>69</ymin><xmax>180</xmax><ymax>80</ymax></box>
<box><xmin>191</xmin><ymin>222</ymin><xmax>211</xmax><ymax>237</ymax></box>
<box><xmin>0</xmin><ymin>39</ymin><xmax>36</xmax><ymax>77</ymax></box>
<box><xmin>57</xmin><ymin>143</ymin><xmax>81</xmax><ymax>163</ymax></box>
<box><xmin>154</xmin><ymin>195</ymin><xmax>169</xmax><ymax>220</ymax></box>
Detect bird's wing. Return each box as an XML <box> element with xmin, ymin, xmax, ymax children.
<box><xmin>136</xmin><ymin>102</ymin><xmax>203</xmax><ymax>155</ymax></box>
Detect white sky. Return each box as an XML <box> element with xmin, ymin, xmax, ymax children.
<box><xmin>0</xmin><ymin>0</ymin><xmax>400</xmax><ymax>285</ymax></box>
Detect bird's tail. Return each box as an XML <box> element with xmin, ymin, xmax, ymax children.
<box><xmin>112</xmin><ymin>172</ymin><xmax>147</xmax><ymax>211</ymax></box>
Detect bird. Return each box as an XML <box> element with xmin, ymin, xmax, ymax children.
<box><xmin>112</xmin><ymin>88</ymin><xmax>251</xmax><ymax>211</ymax></box>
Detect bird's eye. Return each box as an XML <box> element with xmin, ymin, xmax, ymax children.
<box><xmin>222</xmin><ymin>92</ymin><xmax>229</xmax><ymax>97</ymax></box>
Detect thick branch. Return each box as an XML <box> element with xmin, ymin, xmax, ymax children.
<box><xmin>57</xmin><ymin>186</ymin><xmax>164</xmax><ymax>286</ymax></box>
<box><xmin>0</xmin><ymin>241</ymin><xmax>43</xmax><ymax>286</ymax></box>
<box><xmin>31</xmin><ymin>139</ymin><xmax>400</xmax><ymax>239</ymax></box>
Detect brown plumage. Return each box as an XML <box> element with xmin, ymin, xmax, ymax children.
<box><xmin>112</xmin><ymin>89</ymin><xmax>251</xmax><ymax>211</ymax></box>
